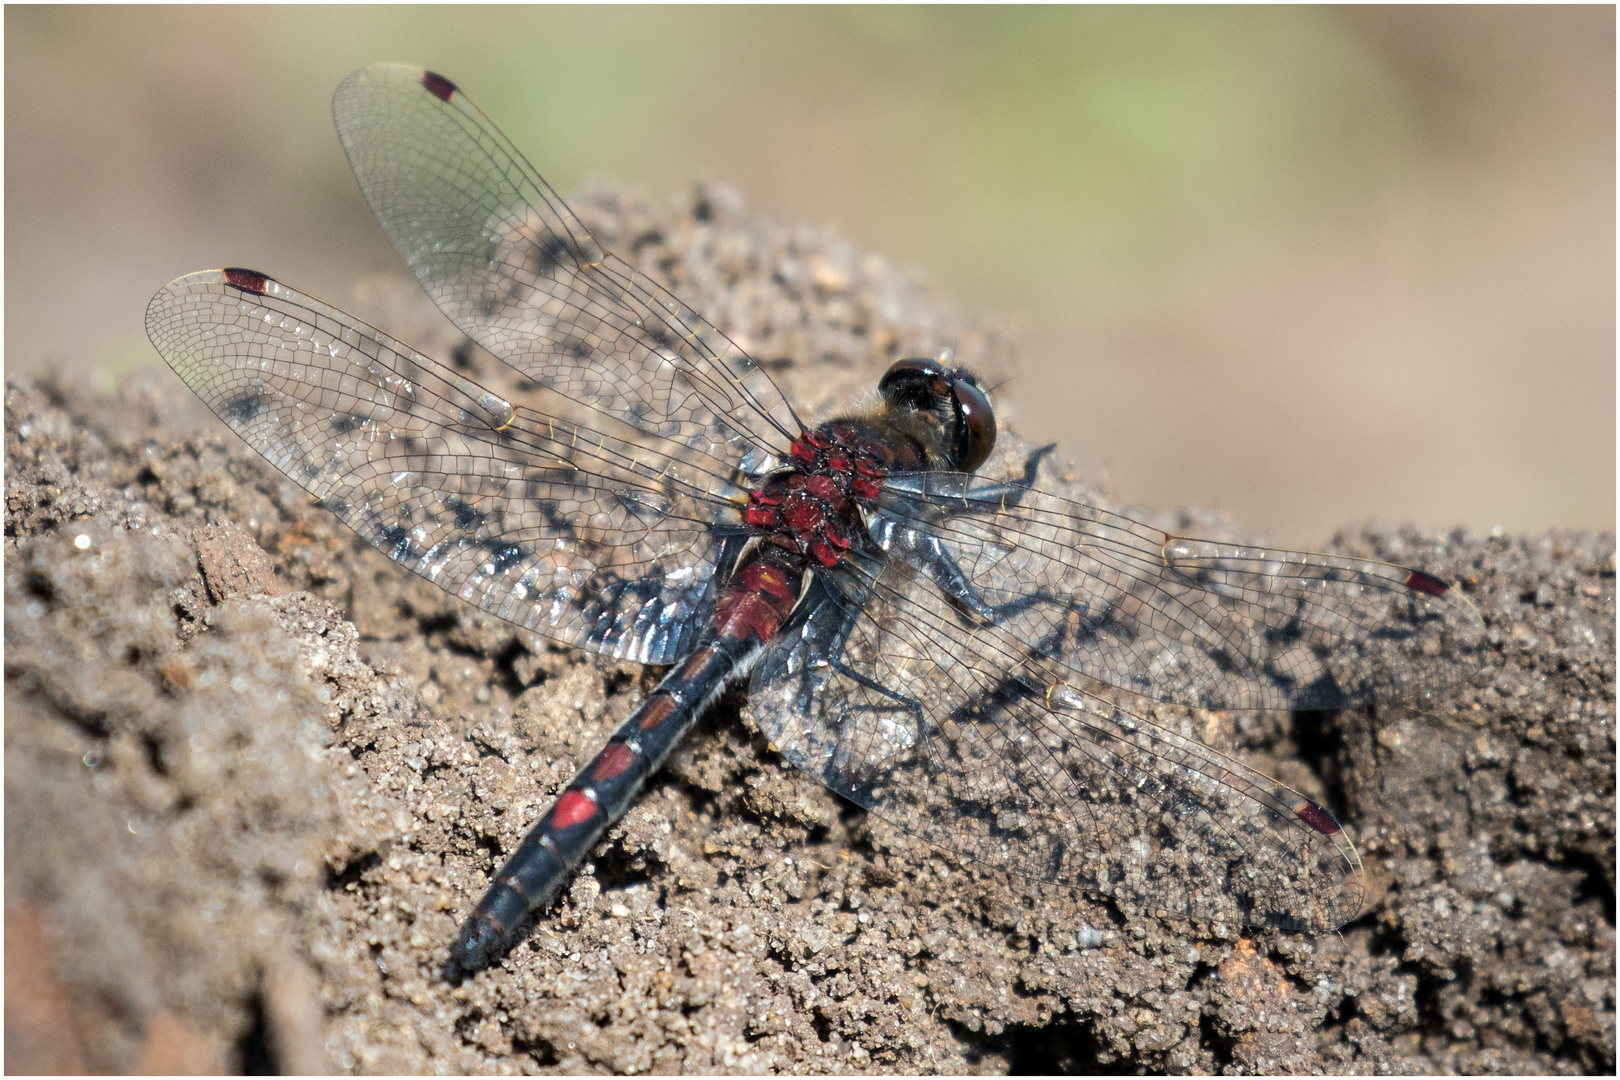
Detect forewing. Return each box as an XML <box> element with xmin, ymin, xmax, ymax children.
<box><xmin>331</xmin><ymin>63</ymin><xmax>801</xmax><ymax>464</ymax></box>
<box><xmin>146</xmin><ymin>269</ymin><xmax>743</xmax><ymax>664</ymax></box>
<box><xmin>876</xmin><ymin>472</ymin><xmax>1484</xmax><ymax>712</ymax></box>
<box><xmin>748</xmin><ymin>551</ymin><xmax>1366</xmax><ymax>932</ymax></box>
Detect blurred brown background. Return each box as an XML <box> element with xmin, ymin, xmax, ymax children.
<box><xmin>7</xmin><ymin>6</ymin><xmax>1612</xmax><ymax>541</ymax></box>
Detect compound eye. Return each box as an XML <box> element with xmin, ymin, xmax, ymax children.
<box><xmin>952</xmin><ymin>377</ymin><xmax>996</xmax><ymax>472</ymax></box>
<box><xmin>879</xmin><ymin>357</ymin><xmax>947</xmax><ymax>407</ymax></box>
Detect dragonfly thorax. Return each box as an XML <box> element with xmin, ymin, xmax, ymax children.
<box><xmin>743</xmin><ymin>360</ymin><xmax>999</xmax><ymax>569</ymax></box>
<box><xmin>744</xmin><ymin>425</ymin><xmax>889</xmax><ymax>568</ymax></box>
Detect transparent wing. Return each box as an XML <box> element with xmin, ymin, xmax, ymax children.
<box><xmin>147</xmin><ymin>268</ymin><xmax>747</xmax><ymax>664</ymax></box>
<box><xmin>748</xmin><ymin>476</ymin><xmax>1480</xmax><ymax>928</ymax></box>
<box><xmin>331</xmin><ymin>63</ymin><xmax>802</xmax><ymax>466</ymax></box>
<box><xmin>749</xmin><ymin>549</ymin><xmax>1368</xmax><ymax>932</ymax></box>
<box><xmin>873</xmin><ymin>471</ymin><xmax>1484</xmax><ymax>713</ymax></box>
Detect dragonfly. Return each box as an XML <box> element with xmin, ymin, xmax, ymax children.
<box><xmin>146</xmin><ymin>64</ymin><xmax>1481</xmax><ymax>974</ymax></box>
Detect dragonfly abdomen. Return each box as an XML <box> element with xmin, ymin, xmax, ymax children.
<box><xmin>450</xmin><ymin>549</ymin><xmax>806</xmax><ymax>972</ymax></box>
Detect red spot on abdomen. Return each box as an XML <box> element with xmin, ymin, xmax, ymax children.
<box><xmin>550</xmin><ymin>789</ymin><xmax>598</xmax><ymax>830</ymax></box>
<box><xmin>738</xmin><ymin>560</ymin><xmax>795</xmax><ymax>603</ymax></box>
<box><xmin>1295</xmin><ymin>800</ymin><xmax>1342</xmax><ymax>836</ymax></box>
<box><xmin>1404</xmin><ymin>570</ymin><xmax>1449</xmax><ymax>597</ymax></box>
<box><xmin>223</xmin><ymin>268</ymin><xmax>269</xmax><ymax>294</ymax></box>
<box><xmin>715</xmin><ymin>558</ymin><xmax>800</xmax><ymax>642</ymax></box>
<box><xmin>591</xmin><ymin>742</ymin><xmax>638</xmax><ymax>782</ymax></box>
<box><xmin>716</xmin><ymin>592</ymin><xmax>787</xmax><ymax>642</ymax></box>
<box><xmin>678</xmin><ymin>645</ymin><xmax>723</xmax><ymax>682</ymax></box>
<box><xmin>422</xmin><ymin>70</ymin><xmax>458</xmax><ymax>102</ymax></box>
<box><xmin>637</xmin><ymin>694</ymin><xmax>681</xmax><ymax>733</ymax></box>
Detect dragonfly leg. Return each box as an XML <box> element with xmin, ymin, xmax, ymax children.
<box><xmin>912</xmin><ymin>530</ymin><xmax>1069</xmax><ymax>626</ymax></box>
<box><xmin>827</xmin><ymin>654</ymin><xmax>928</xmax><ymax>727</ymax></box>
<box><xmin>951</xmin><ymin>442</ymin><xmax>1058</xmax><ymax>507</ymax></box>
<box><xmin>816</xmin><ymin>654</ymin><xmax>932</xmax><ymax>796</ymax></box>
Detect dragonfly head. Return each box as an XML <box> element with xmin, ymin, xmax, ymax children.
<box><xmin>878</xmin><ymin>357</ymin><xmax>997</xmax><ymax>473</ymax></box>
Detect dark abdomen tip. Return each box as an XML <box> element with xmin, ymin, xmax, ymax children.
<box><xmin>422</xmin><ymin>70</ymin><xmax>458</xmax><ymax>102</ymax></box>
<box><xmin>448</xmin><ymin>914</ymin><xmax>505</xmax><ymax>974</ymax></box>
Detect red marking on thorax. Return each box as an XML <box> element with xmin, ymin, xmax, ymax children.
<box><xmin>744</xmin><ymin>491</ymin><xmax>781</xmax><ymax>529</ymax></box>
<box><xmin>550</xmin><ymin>789</ymin><xmax>598</xmax><ymax>830</ymax></box>
<box><xmin>782</xmin><ymin>497</ymin><xmax>824</xmax><ymax>534</ymax></box>
<box><xmin>1294</xmin><ymin>800</ymin><xmax>1342</xmax><ymax>836</ymax></box>
<box><xmin>1404</xmin><ymin>570</ymin><xmax>1449</xmax><ymax>597</ymax></box>
<box><xmin>805</xmin><ymin>475</ymin><xmax>841</xmax><ymax>502</ymax></box>
<box><xmin>749</xmin><ymin>427</ymin><xmax>891</xmax><ymax>567</ymax></box>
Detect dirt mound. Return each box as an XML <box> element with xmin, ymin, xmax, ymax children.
<box><xmin>6</xmin><ymin>185</ymin><xmax>1613</xmax><ymax>1073</ymax></box>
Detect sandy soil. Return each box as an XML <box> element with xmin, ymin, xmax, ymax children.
<box><xmin>6</xmin><ymin>184</ymin><xmax>1613</xmax><ymax>1074</ymax></box>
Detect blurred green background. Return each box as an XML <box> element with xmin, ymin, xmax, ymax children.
<box><xmin>7</xmin><ymin>6</ymin><xmax>1613</xmax><ymax>540</ymax></box>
